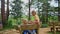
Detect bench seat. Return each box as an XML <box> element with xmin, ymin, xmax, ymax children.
<box><xmin>17</xmin><ymin>24</ymin><xmax>40</xmax><ymax>34</ymax></box>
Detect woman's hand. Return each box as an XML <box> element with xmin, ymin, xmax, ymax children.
<box><xmin>28</xmin><ymin>21</ymin><xmax>34</xmax><ymax>24</ymax></box>
<box><xmin>34</xmin><ymin>20</ymin><xmax>39</xmax><ymax>24</ymax></box>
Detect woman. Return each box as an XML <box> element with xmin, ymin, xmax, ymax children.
<box><xmin>30</xmin><ymin>10</ymin><xmax>40</xmax><ymax>34</ymax></box>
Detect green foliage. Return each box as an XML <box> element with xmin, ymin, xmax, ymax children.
<box><xmin>10</xmin><ymin>0</ymin><xmax>23</xmax><ymax>19</ymax></box>
<box><xmin>48</xmin><ymin>15</ymin><xmax>58</xmax><ymax>22</ymax></box>
<box><xmin>10</xmin><ymin>0</ymin><xmax>23</xmax><ymax>25</ymax></box>
<box><xmin>8</xmin><ymin>20</ymin><xmax>12</xmax><ymax>26</ymax></box>
<box><xmin>48</xmin><ymin>31</ymin><xmax>60</xmax><ymax>34</ymax></box>
<box><xmin>41</xmin><ymin>23</ymin><xmax>49</xmax><ymax>28</ymax></box>
<box><xmin>0</xmin><ymin>14</ymin><xmax>1</xmax><ymax>19</ymax></box>
<box><xmin>8</xmin><ymin>18</ymin><xmax>18</xmax><ymax>25</ymax></box>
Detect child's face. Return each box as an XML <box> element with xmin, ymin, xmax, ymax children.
<box><xmin>22</xmin><ymin>20</ymin><xmax>27</xmax><ymax>24</ymax></box>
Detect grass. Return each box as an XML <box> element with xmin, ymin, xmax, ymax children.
<box><xmin>0</xmin><ymin>25</ymin><xmax>14</xmax><ymax>31</ymax></box>
<box><xmin>0</xmin><ymin>15</ymin><xmax>58</xmax><ymax>31</ymax></box>
<box><xmin>41</xmin><ymin>23</ymin><xmax>49</xmax><ymax>28</ymax></box>
<box><xmin>48</xmin><ymin>31</ymin><xmax>60</xmax><ymax>34</ymax></box>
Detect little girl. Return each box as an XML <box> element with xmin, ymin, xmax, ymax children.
<box><xmin>22</xmin><ymin>19</ymin><xmax>31</xmax><ymax>34</ymax></box>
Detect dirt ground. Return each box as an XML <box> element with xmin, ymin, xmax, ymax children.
<box><xmin>0</xmin><ymin>28</ymin><xmax>50</xmax><ymax>34</ymax></box>
<box><xmin>39</xmin><ymin>28</ymin><xmax>50</xmax><ymax>34</ymax></box>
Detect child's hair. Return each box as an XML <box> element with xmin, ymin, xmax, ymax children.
<box><xmin>21</xmin><ymin>18</ymin><xmax>28</xmax><ymax>24</ymax></box>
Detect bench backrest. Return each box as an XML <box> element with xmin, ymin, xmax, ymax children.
<box><xmin>49</xmin><ymin>22</ymin><xmax>60</xmax><ymax>26</ymax></box>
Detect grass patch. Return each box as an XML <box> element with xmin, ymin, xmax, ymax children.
<box><xmin>41</xmin><ymin>24</ymin><xmax>49</xmax><ymax>28</ymax></box>
<box><xmin>48</xmin><ymin>31</ymin><xmax>60</xmax><ymax>34</ymax></box>
<box><xmin>0</xmin><ymin>25</ymin><xmax>14</xmax><ymax>31</ymax></box>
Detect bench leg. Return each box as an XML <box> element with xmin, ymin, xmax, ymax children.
<box><xmin>37</xmin><ymin>28</ymin><xmax>39</xmax><ymax>34</ymax></box>
<box><xmin>51</xmin><ymin>28</ymin><xmax>53</xmax><ymax>32</ymax></box>
<box><xmin>56</xmin><ymin>28</ymin><xmax>58</xmax><ymax>31</ymax></box>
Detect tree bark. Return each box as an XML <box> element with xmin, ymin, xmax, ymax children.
<box><xmin>58</xmin><ymin>7</ymin><xmax>60</xmax><ymax>21</ymax></box>
<box><xmin>38</xmin><ymin>0</ymin><xmax>41</xmax><ymax>22</ymax></box>
<box><xmin>1</xmin><ymin>0</ymin><xmax>6</xmax><ymax>27</ymax></box>
<box><xmin>6</xmin><ymin>0</ymin><xmax>9</xmax><ymax>20</ymax></box>
<box><xmin>28</xmin><ymin>0</ymin><xmax>31</xmax><ymax>20</ymax></box>
<box><xmin>45</xmin><ymin>3</ymin><xmax>48</xmax><ymax>23</ymax></box>
<box><xmin>58</xmin><ymin>0</ymin><xmax>60</xmax><ymax>21</ymax></box>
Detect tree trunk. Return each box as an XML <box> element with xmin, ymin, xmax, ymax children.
<box><xmin>38</xmin><ymin>0</ymin><xmax>41</xmax><ymax>22</ymax></box>
<box><xmin>45</xmin><ymin>3</ymin><xmax>48</xmax><ymax>23</ymax></box>
<box><xmin>58</xmin><ymin>0</ymin><xmax>60</xmax><ymax>21</ymax></box>
<box><xmin>42</xmin><ymin>4</ymin><xmax>45</xmax><ymax>23</ymax></box>
<box><xmin>53</xmin><ymin>7</ymin><xmax>56</xmax><ymax>34</ymax></box>
<box><xmin>1</xmin><ymin>0</ymin><xmax>6</xmax><ymax>27</ymax></box>
<box><xmin>28</xmin><ymin>0</ymin><xmax>31</xmax><ymax>20</ymax></box>
<box><xmin>6</xmin><ymin>0</ymin><xmax>9</xmax><ymax>20</ymax></box>
<box><xmin>58</xmin><ymin>7</ymin><xmax>60</xmax><ymax>21</ymax></box>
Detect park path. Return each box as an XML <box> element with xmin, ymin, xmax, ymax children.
<box><xmin>39</xmin><ymin>28</ymin><xmax>50</xmax><ymax>34</ymax></box>
<box><xmin>0</xmin><ymin>28</ymin><xmax>50</xmax><ymax>34</ymax></box>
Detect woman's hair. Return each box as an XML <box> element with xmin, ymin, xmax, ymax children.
<box><xmin>32</xmin><ymin>10</ymin><xmax>36</xmax><ymax>14</ymax></box>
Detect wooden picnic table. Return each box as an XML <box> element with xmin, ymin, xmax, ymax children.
<box><xmin>17</xmin><ymin>24</ymin><xmax>40</xmax><ymax>34</ymax></box>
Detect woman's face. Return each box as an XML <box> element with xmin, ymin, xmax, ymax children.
<box><xmin>32</xmin><ymin>11</ymin><xmax>36</xmax><ymax>16</ymax></box>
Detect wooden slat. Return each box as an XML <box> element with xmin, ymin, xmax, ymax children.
<box><xmin>18</xmin><ymin>24</ymin><xmax>40</xmax><ymax>34</ymax></box>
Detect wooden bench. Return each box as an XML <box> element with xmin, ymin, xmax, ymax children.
<box><xmin>55</xmin><ymin>26</ymin><xmax>60</xmax><ymax>31</ymax></box>
<box><xmin>17</xmin><ymin>24</ymin><xmax>40</xmax><ymax>34</ymax></box>
<box><xmin>51</xmin><ymin>26</ymin><xmax>60</xmax><ymax>31</ymax></box>
<box><xmin>49</xmin><ymin>22</ymin><xmax>60</xmax><ymax>31</ymax></box>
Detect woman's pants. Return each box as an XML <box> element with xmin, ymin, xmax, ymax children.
<box><xmin>23</xmin><ymin>29</ymin><xmax>37</xmax><ymax>34</ymax></box>
<box><xmin>31</xmin><ymin>29</ymin><xmax>37</xmax><ymax>34</ymax></box>
<box><xmin>23</xmin><ymin>30</ymin><xmax>31</xmax><ymax>34</ymax></box>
